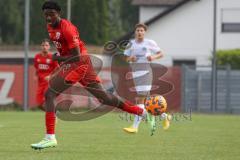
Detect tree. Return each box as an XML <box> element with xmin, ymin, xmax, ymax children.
<box><xmin>107</xmin><ymin>0</ymin><xmax>124</xmax><ymax>41</ymax></box>
<box><xmin>217</xmin><ymin>49</ymin><xmax>240</xmax><ymax>69</ymax></box>
<box><xmin>96</xmin><ymin>0</ymin><xmax>109</xmax><ymax>44</ymax></box>
<box><xmin>72</xmin><ymin>0</ymin><xmax>99</xmax><ymax>44</ymax></box>
<box><xmin>0</xmin><ymin>0</ymin><xmax>139</xmax><ymax>45</ymax></box>
<box><xmin>107</xmin><ymin>0</ymin><xmax>139</xmax><ymax>41</ymax></box>
<box><xmin>0</xmin><ymin>0</ymin><xmax>23</xmax><ymax>44</ymax></box>
<box><xmin>120</xmin><ymin>0</ymin><xmax>139</xmax><ymax>34</ymax></box>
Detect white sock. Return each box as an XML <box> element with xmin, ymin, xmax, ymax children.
<box><xmin>133</xmin><ymin>104</ymin><xmax>145</xmax><ymax>129</ymax></box>
<box><xmin>45</xmin><ymin>134</ymin><xmax>56</xmax><ymax>140</ymax></box>
<box><xmin>141</xmin><ymin>108</ymin><xmax>148</xmax><ymax>117</ymax></box>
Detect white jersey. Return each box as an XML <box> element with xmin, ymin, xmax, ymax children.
<box><xmin>123</xmin><ymin>39</ymin><xmax>161</xmax><ymax>63</ymax></box>
<box><xmin>123</xmin><ymin>39</ymin><xmax>162</xmax><ymax>94</ymax></box>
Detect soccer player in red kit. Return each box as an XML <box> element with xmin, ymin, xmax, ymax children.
<box><xmin>34</xmin><ymin>39</ymin><xmax>58</xmax><ymax>110</ymax></box>
<box><xmin>31</xmin><ymin>1</ymin><xmax>154</xmax><ymax>149</ymax></box>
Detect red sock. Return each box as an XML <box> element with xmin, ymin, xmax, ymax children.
<box><xmin>45</xmin><ymin>112</ymin><xmax>56</xmax><ymax>134</ymax></box>
<box><xmin>121</xmin><ymin>100</ymin><xmax>144</xmax><ymax>116</ymax></box>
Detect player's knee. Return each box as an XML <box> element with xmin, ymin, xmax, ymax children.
<box><xmin>102</xmin><ymin>95</ymin><xmax>119</xmax><ymax>107</ymax></box>
<box><xmin>45</xmin><ymin>89</ymin><xmax>57</xmax><ymax>100</ymax></box>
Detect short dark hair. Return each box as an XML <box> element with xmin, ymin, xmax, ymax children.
<box><xmin>42</xmin><ymin>1</ymin><xmax>61</xmax><ymax>12</ymax></box>
<box><xmin>135</xmin><ymin>23</ymin><xmax>148</xmax><ymax>31</ymax></box>
<box><xmin>41</xmin><ymin>39</ymin><xmax>50</xmax><ymax>44</ymax></box>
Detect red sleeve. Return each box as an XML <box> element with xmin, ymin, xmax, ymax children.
<box><xmin>62</xmin><ymin>24</ymin><xmax>80</xmax><ymax>49</ymax></box>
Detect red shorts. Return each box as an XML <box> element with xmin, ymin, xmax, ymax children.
<box><xmin>36</xmin><ymin>83</ymin><xmax>48</xmax><ymax>105</ymax></box>
<box><xmin>58</xmin><ymin>56</ymin><xmax>101</xmax><ymax>86</ymax></box>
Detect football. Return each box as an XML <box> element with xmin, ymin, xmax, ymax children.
<box><xmin>144</xmin><ymin>95</ymin><xmax>167</xmax><ymax>115</ymax></box>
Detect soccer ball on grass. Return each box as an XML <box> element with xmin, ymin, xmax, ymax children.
<box><xmin>144</xmin><ymin>95</ymin><xmax>167</xmax><ymax>115</ymax></box>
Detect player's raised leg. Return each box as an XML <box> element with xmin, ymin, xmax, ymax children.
<box><xmin>85</xmin><ymin>82</ymin><xmax>158</xmax><ymax>135</ymax></box>
<box><xmin>85</xmin><ymin>83</ymin><xmax>148</xmax><ymax>116</ymax></box>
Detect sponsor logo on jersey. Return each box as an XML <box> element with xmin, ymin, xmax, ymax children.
<box><xmin>38</xmin><ymin>64</ymin><xmax>50</xmax><ymax>70</ymax></box>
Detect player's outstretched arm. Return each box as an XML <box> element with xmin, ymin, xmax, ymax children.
<box><xmin>52</xmin><ymin>47</ymin><xmax>80</xmax><ymax>63</ymax></box>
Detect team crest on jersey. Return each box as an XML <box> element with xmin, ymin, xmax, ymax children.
<box><xmin>46</xmin><ymin>59</ymin><xmax>51</xmax><ymax>64</ymax></box>
<box><xmin>56</xmin><ymin>32</ymin><xmax>61</xmax><ymax>39</ymax></box>
<box><xmin>37</xmin><ymin>59</ymin><xmax>40</xmax><ymax>63</ymax></box>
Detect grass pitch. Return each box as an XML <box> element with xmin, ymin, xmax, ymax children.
<box><xmin>0</xmin><ymin>111</ymin><xmax>239</xmax><ymax>160</ymax></box>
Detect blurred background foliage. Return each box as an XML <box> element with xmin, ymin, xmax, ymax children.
<box><xmin>0</xmin><ymin>0</ymin><xmax>138</xmax><ymax>45</ymax></box>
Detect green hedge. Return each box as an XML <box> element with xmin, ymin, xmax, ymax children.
<box><xmin>217</xmin><ymin>49</ymin><xmax>240</xmax><ymax>69</ymax></box>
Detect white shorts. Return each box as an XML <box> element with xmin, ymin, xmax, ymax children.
<box><xmin>130</xmin><ymin>63</ymin><xmax>152</xmax><ymax>96</ymax></box>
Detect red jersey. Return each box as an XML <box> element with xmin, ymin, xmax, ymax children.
<box><xmin>47</xmin><ymin>19</ymin><xmax>100</xmax><ymax>86</ymax></box>
<box><xmin>47</xmin><ymin>19</ymin><xmax>88</xmax><ymax>57</ymax></box>
<box><xmin>34</xmin><ymin>53</ymin><xmax>58</xmax><ymax>83</ymax></box>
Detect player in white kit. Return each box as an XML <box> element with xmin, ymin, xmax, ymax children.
<box><xmin>123</xmin><ymin>23</ymin><xmax>171</xmax><ymax>133</ymax></box>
